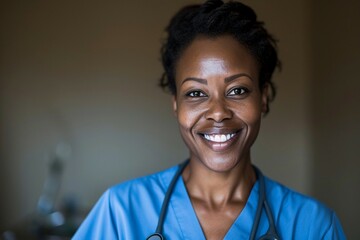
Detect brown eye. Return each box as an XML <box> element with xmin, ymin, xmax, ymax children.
<box><xmin>228</xmin><ymin>87</ymin><xmax>248</xmax><ymax>96</ymax></box>
<box><xmin>187</xmin><ymin>91</ymin><xmax>207</xmax><ymax>97</ymax></box>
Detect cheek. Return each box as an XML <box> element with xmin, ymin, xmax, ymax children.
<box><xmin>176</xmin><ymin>106</ymin><xmax>199</xmax><ymax>150</ymax></box>
<box><xmin>244</xmin><ymin>106</ymin><xmax>262</xmax><ymax>124</ymax></box>
<box><xmin>176</xmin><ymin>104</ymin><xmax>205</xmax><ymax>150</ymax></box>
<box><xmin>177</xmin><ymin>109</ymin><xmax>190</xmax><ymax>130</ymax></box>
<box><xmin>177</xmin><ymin>104</ymin><xmax>202</xmax><ymax>129</ymax></box>
<box><xmin>235</xmin><ymin>97</ymin><xmax>262</xmax><ymax>123</ymax></box>
<box><xmin>233</xmin><ymin>100</ymin><xmax>263</xmax><ymax>139</ymax></box>
<box><xmin>245</xmin><ymin>104</ymin><xmax>263</xmax><ymax>139</ymax></box>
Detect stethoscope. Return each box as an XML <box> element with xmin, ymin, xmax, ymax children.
<box><xmin>147</xmin><ymin>160</ymin><xmax>281</xmax><ymax>240</ymax></box>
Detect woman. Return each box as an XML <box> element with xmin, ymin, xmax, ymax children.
<box><xmin>73</xmin><ymin>1</ymin><xmax>346</xmax><ymax>239</ymax></box>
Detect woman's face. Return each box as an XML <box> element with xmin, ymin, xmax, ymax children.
<box><xmin>173</xmin><ymin>35</ymin><xmax>268</xmax><ymax>172</ymax></box>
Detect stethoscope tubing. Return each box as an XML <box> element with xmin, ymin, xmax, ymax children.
<box><xmin>250</xmin><ymin>167</ymin><xmax>280</xmax><ymax>240</ymax></box>
<box><xmin>147</xmin><ymin>161</ymin><xmax>281</xmax><ymax>240</ymax></box>
<box><xmin>155</xmin><ymin>160</ymin><xmax>189</xmax><ymax>235</ymax></box>
<box><xmin>147</xmin><ymin>160</ymin><xmax>189</xmax><ymax>240</ymax></box>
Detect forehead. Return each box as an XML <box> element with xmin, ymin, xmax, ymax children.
<box><xmin>175</xmin><ymin>35</ymin><xmax>259</xmax><ymax>79</ymax></box>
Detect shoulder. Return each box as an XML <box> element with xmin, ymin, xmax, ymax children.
<box><xmin>107</xmin><ymin>164</ymin><xmax>178</xmax><ymax>199</ymax></box>
<box><xmin>265</xmin><ymin>176</ymin><xmax>331</xmax><ymax>217</ymax></box>
<box><xmin>73</xmin><ymin>164</ymin><xmax>180</xmax><ymax>239</ymax></box>
<box><xmin>263</xmin><ymin>176</ymin><xmax>346</xmax><ymax>239</ymax></box>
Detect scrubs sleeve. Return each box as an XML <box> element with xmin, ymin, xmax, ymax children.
<box><xmin>72</xmin><ymin>189</ymin><xmax>118</xmax><ymax>240</ymax></box>
<box><xmin>322</xmin><ymin>212</ymin><xmax>347</xmax><ymax>240</ymax></box>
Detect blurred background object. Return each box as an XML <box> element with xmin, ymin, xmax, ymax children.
<box><xmin>1</xmin><ymin>143</ymin><xmax>84</xmax><ymax>239</ymax></box>
<box><xmin>0</xmin><ymin>0</ymin><xmax>359</xmax><ymax>239</ymax></box>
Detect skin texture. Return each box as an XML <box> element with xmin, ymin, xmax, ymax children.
<box><xmin>173</xmin><ymin>35</ymin><xmax>268</xmax><ymax>240</ymax></box>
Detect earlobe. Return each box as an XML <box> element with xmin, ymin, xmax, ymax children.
<box><xmin>172</xmin><ymin>96</ymin><xmax>178</xmax><ymax>117</ymax></box>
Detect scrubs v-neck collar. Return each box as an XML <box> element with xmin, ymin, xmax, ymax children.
<box><xmin>162</xmin><ymin>165</ymin><xmax>260</xmax><ymax>239</ymax></box>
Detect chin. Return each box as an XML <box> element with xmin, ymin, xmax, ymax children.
<box><xmin>198</xmin><ymin>154</ymin><xmax>246</xmax><ymax>173</ymax></box>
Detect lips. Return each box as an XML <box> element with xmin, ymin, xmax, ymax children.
<box><xmin>198</xmin><ymin>129</ymin><xmax>241</xmax><ymax>152</ymax></box>
<box><xmin>203</xmin><ymin>133</ymin><xmax>237</xmax><ymax>143</ymax></box>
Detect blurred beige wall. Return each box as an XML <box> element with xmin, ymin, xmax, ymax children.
<box><xmin>0</xmin><ymin>0</ymin><xmax>358</xmax><ymax>238</ymax></box>
<box><xmin>0</xmin><ymin>0</ymin><xmax>195</xmax><ymax>230</ymax></box>
<box><xmin>311</xmin><ymin>0</ymin><xmax>360</xmax><ymax>238</ymax></box>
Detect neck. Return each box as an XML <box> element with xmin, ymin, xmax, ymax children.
<box><xmin>182</xmin><ymin>156</ymin><xmax>256</xmax><ymax>208</ymax></box>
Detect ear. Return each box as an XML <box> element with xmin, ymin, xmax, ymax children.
<box><xmin>261</xmin><ymin>84</ymin><xmax>269</xmax><ymax>114</ymax></box>
<box><xmin>172</xmin><ymin>95</ymin><xmax>178</xmax><ymax>117</ymax></box>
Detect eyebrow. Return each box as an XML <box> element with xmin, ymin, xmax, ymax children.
<box><xmin>181</xmin><ymin>77</ymin><xmax>207</xmax><ymax>85</ymax></box>
<box><xmin>181</xmin><ymin>73</ymin><xmax>253</xmax><ymax>85</ymax></box>
<box><xmin>225</xmin><ymin>73</ymin><xmax>253</xmax><ymax>83</ymax></box>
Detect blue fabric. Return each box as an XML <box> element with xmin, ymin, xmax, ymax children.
<box><xmin>72</xmin><ymin>165</ymin><xmax>346</xmax><ymax>239</ymax></box>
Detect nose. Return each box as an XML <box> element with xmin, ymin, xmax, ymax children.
<box><xmin>205</xmin><ymin>98</ymin><xmax>233</xmax><ymax>122</ymax></box>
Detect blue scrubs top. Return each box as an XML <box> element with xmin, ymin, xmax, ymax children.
<box><xmin>73</xmin><ymin>164</ymin><xmax>346</xmax><ymax>239</ymax></box>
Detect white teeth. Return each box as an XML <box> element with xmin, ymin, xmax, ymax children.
<box><xmin>203</xmin><ymin>133</ymin><xmax>236</xmax><ymax>143</ymax></box>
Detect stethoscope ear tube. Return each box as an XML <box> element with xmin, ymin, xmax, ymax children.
<box><xmin>146</xmin><ymin>162</ymin><xmax>281</xmax><ymax>240</ymax></box>
<box><xmin>249</xmin><ymin>167</ymin><xmax>265</xmax><ymax>240</ymax></box>
<box><xmin>146</xmin><ymin>160</ymin><xmax>190</xmax><ymax>240</ymax></box>
<box><xmin>250</xmin><ymin>167</ymin><xmax>281</xmax><ymax>240</ymax></box>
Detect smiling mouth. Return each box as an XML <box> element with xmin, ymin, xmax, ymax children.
<box><xmin>202</xmin><ymin>133</ymin><xmax>237</xmax><ymax>143</ymax></box>
<box><xmin>199</xmin><ymin>131</ymin><xmax>240</xmax><ymax>152</ymax></box>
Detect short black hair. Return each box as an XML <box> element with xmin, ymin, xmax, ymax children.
<box><xmin>159</xmin><ymin>0</ymin><xmax>280</xmax><ymax>114</ymax></box>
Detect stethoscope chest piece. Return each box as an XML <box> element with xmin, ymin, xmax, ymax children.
<box><xmin>259</xmin><ymin>235</ymin><xmax>280</xmax><ymax>240</ymax></box>
<box><xmin>146</xmin><ymin>233</ymin><xmax>164</xmax><ymax>240</ymax></box>
<box><xmin>258</xmin><ymin>234</ymin><xmax>279</xmax><ymax>240</ymax></box>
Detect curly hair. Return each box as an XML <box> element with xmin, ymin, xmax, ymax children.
<box><xmin>159</xmin><ymin>0</ymin><xmax>280</xmax><ymax>114</ymax></box>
